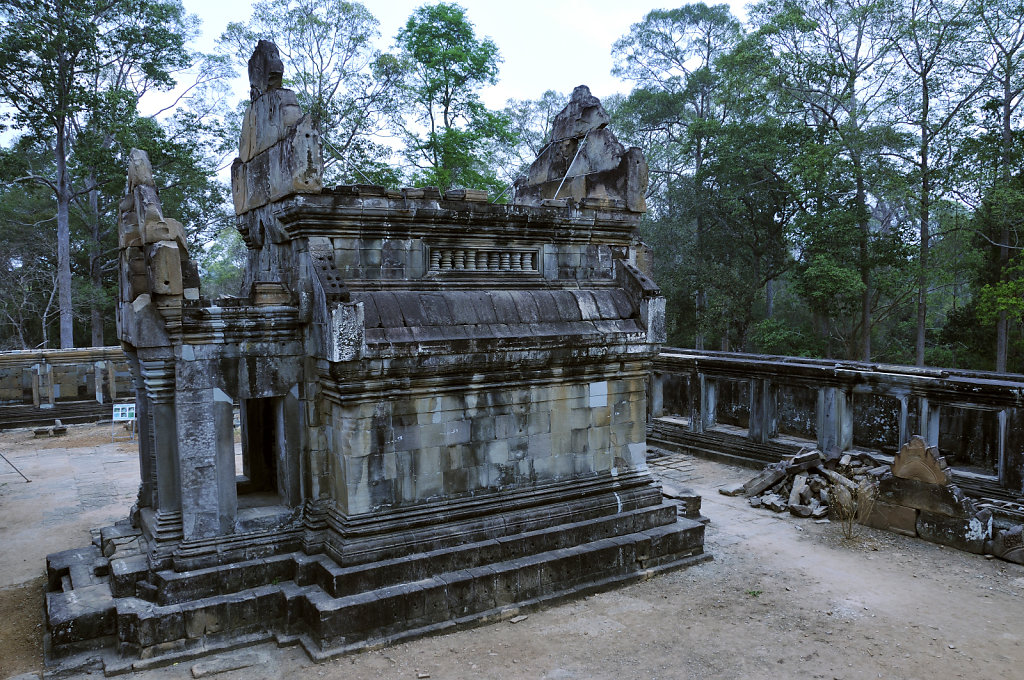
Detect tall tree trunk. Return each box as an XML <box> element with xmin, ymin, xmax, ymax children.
<box><xmin>55</xmin><ymin>122</ymin><xmax>74</xmax><ymax>349</ymax></box>
<box><xmin>996</xmin><ymin>71</ymin><xmax>1013</xmax><ymax>373</ymax></box>
<box><xmin>915</xmin><ymin>88</ymin><xmax>931</xmax><ymax>367</ymax></box>
<box><xmin>765</xmin><ymin>278</ymin><xmax>775</xmax><ymax>318</ymax></box>
<box><xmin>89</xmin><ymin>185</ymin><xmax>104</xmax><ymax>347</ymax></box>
<box><xmin>694</xmin><ymin>137</ymin><xmax>706</xmax><ymax>351</ymax></box>
<box><xmin>855</xmin><ymin>167</ymin><xmax>871</xmax><ymax>362</ymax></box>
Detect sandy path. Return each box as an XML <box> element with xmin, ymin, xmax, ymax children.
<box><xmin>1</xmin><ymin>426</ymin><xmax>1022</xmax><ymax>679</ymax></box>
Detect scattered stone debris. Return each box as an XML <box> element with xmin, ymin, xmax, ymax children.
<box><xmin>509</xmin><ymin>615</ymin><xmax>529</xmax><ymax>624</ymax></box>
<box><xmin>721</xmin><ymin>447</ymin><xmax>883</xmax><ymax>521</ymax></box>
<box><xmin>721</xmin><ymin>436</ymin><xmax>1024</xmax><ymax>566</ymax></box>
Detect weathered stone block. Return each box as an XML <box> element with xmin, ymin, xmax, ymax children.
<box><xmin>862</xmin><ymin>500</ymin><xmax>918</xmax><ymax>537</ymax></box>
<box><xmin>917</xmin><ymin>510</ymin><xmax>990</xmax><ymax>553</ymax></box>
<box><xmin>877</xmin><ymin>475</ymin><xmax>976</xmax><ymax>518</ymax></box>
<box><xmin>147</xmin><ymin>241</ymin><xmax>183</xmax><ymax>296</ymax></box>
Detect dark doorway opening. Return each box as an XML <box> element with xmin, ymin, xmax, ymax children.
<box><xmin>237</xmin><ymin>396</ymin><xmax>282</xmax><ymax>500</ymax></box>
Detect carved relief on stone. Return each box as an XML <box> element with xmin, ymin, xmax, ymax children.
<box><xmin>891</xmin><ymin>435</ymin><xmax>952</xmax><ymax>485</ymax></box>
<box><xmin>991</xmin><ymin>525</ymin><xmax>1024</xmax><ymax>564</ymax></box>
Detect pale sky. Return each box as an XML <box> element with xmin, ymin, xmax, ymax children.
<box><xmin>180</xmin><ymin>0</ymin><xmax>751</xmax><ymax>110</ymax></box>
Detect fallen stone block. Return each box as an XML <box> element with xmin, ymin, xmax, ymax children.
<box><xmin>788</xmin><ymin>474</ymin><xmax>808</xmax><ymax>506</ymax></box>
<box><xmin>743</xmin><ymin>465</ymin><xmax>786</xmax><ymax>497</ymax></box>
<box><xmin>862</xmin><ymin>500</ymin><xmax>918</xmax><ymax>537</ymax></box>
<box><xmin>819</xmin><ymin>467</ymin><xmax>856</xmax><ymax>490</ymax></box>
<box><xmin>917</xmin><ymin>510</ymin><xmax>990</xmax><ymax>554</ymax></box>
<box><xmin>718</xmin><ymin>482</ymin><xmax>746</xmax><ymax>497</ymax></box>
<box><xmin>989</xmin><ymin>525</ymin><xmax>1024</xmax><ymax>565</ymax></box>
<box><xmin>789</xmin><ymin>504</ymin><xmax>813</xmax><ymax>518</ymax></box>
<box><xmin>762</xmin><ymin>494</ymin><xmax>787</xmax><ymax>512</ymax></box>
<box><xmin>786</xmin><ymin>450</ymin><xmax>823</xmax><ymax>473</ymax></box>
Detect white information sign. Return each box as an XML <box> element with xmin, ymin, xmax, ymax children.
<box><xmin>112</xmin><ymin>403</ymin><xmax>137</xmax><ymax>441</ymax></box>
<box><xmin>112</xmin><ymin>403</ymin><xmax>136</xmax><ymax>421</ymax></box>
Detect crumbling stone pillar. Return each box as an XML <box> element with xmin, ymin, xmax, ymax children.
<box><xmin>699</xmin><ymin>374</ymin><xmax>717</xmax><ymax>432</ymax></box>
<box><xmin>919</xmin><ymin>397</ymin><xmax>941</xmax><ymax>448</ymax></box>
<box><xmin>817</xmin><ymin>386</ymin><xmax>852</xmax><ymax>452</ymax></box>
<box><xmin>749</xmin><ymin>378</ymin><xmax>778</xmax><ymax>444</ymax></box>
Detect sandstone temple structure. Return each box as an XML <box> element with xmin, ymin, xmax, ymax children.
<box><xmin>43</xmin><ymin>42</ymin><xmax>706</xmax><ymax>670</ymax></box>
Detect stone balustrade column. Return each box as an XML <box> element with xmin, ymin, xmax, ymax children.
<box><xmin>749</xmin><ymin>378</ymin><xmax>778</xmax><ymax>444</ymax></box>
<box><xmin>998</xmin><ymin>407</ymin><xmax>1024</xmax><ymax>490</ymax></box>
<box><xmin>898</xmin><ymin>395</ymin><xmax>910</xmax><ymax>449</ymax></box>
<box><xmin>919</xmin><ymin>397</ymin><xmax>941</xmax><ymax>448</ymax></box>
<box><xmin>817</xmin><ymin>386</ymin><xmax>852</xmax><ymax>452</ymax></box>
<box><xmin>698</xmin><ymin>374</ymin><xmax>716</xmax><ymax>433</ymax></box>
<box><xmin>649</xmin><ymin>372</ymin><xmax>664</xmax><ymax>421</ymax></box>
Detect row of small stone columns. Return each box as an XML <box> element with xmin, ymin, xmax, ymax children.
<box><xmin>29</xmin><ymin>360</ymin><xmax>120</xmax><ymax>407</ymax></box>
<box><xmin>649</xmin><ymin>373</ymin><xmax>946</xmax><ymax>453</ymax></box>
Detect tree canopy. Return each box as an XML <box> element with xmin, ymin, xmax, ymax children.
<box><xmin>2</xmin><ymin>0</ymin><xmax>1024</xmax><ymax>374</ymax></box>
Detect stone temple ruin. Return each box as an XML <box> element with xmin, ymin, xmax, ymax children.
<box><xmin>43</xmin><ymin>41</ymin><xmax>707</xmax><ymax>671</ymax></box>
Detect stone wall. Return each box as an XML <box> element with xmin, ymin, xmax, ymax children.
<box><xmin>0</xmin><ymin>347</ymin><xmax>133</xmax><ymax>428</ymax></box>
<box><xmin>328</xmin><ymin>370</ymin><xmax>648</xmax><ymax>514</ymax></box>
<box><xmin>650</xmin><ymin>349</ymin><xmax>1024</xmax><ymax>495</ymax></box>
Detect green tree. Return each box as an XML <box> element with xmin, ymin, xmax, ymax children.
<box><xmin>612</xmin><ymin>3</ymin><xmax>744</xmax><ymax>349</ymax></box>
<box><xmin>973</xmin><ymin>0</ymin><xmax>1024</xmax><ymax>371</ymax></box>
<box><xmin>889</xmin><ymin>0</ymin><xmax>991</xmax><ymax>366</ymax></box>
<box><xmin>394</xmin><ymin>2</ymin><xmax>513</xmax><ymax>193</ymax></box>
<box><xmin>0</xmin><ymin>0</ymin><xmax>196</xmax><ymax>347</ymax></box>
<box><xmin>751</xmin><ymin>0</ymin><xmax>906</xmax><ymax>360</ymax></box>
<box><xmin>0</xmin><ymin>141</ymin><xmax>60</xmax><ymax>349</ymax></box>
<box><xmin>499</xmin><ymin>90</ymin><xmax>566</xmax><ymax>188</ymax></box>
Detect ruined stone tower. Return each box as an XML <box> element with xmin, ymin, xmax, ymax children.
<box><xmin>44</xmin><ymin>42</ymin><xmax>706</xmax><ymax>670</ymax></box>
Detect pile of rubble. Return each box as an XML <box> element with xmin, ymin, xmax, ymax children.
<box><xmin>719</xmin><ymin>449</ymin><xmax>888</xmax><ymax>519</ymax></box>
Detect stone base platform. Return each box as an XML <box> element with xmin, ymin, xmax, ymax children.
<box><xmin>44</xmin><ymin>490</ymin><xmax>708</xmax><ymax>675</ymax></box>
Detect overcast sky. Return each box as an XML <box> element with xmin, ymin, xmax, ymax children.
<box><xmin>180</xmin><ymin>0</ymin><xmax>751</xmax><ymax>110</ymax></box>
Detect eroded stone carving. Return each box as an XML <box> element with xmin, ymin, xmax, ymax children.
<box><xmin>990</xmin><ymin>525</ymin><xmax>1024</xmax><ymax>564</ymax></box>
<box><xmin>231</xmin><ymin>39</ymin><xmax>322</xmax><ymax>215</ymax></box>
<box><xmin>513</xmin><ymin>85</ymin><xmax>648</xmax><ymax>212</ymax></box>
<box><xmin>892</xmin><ymin>435</ymin><xmax>951</xmax><ymax>485</ymax></box>
<box><xmin>116</xmin><ymin>148</ymin><xmax>199</xmax><ymax>348</ymax></box>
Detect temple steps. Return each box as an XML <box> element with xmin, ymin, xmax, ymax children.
<box><xmin>143</xmin><ymin>501</ymin><xmax>680</xmax><ymax>607</ymax></box>
<box><xmin>46</xmin><ymin>509</ymin><xmax>707</xmax><ymax>670</ymax></box>
<box><xmin>104</xmin><ymin>518</ymin><xmax>706</xmax><ymax>669</ymax></box>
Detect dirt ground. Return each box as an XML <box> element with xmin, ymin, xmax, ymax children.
<box><xmin>1</xmin><ymin>423</ymin><xmax>1023</xmax><ymax>679</ymax></box>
